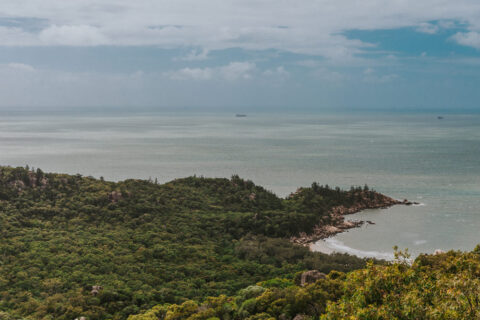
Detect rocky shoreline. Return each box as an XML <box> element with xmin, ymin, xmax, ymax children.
<box><xmin>290</xmin><ymin>194</ymin><xmax>417</xmax><ymax>246</ymax></box>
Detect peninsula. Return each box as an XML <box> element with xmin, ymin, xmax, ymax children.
<box><xmin>290</xmin><ymin>188</ymin><xmax>413</xmax><ymax>245</ymax></box>
<box><xmin>0</xmin><ymin>166</ymin><xmax>402</xmax><ymax>319</ymax></box>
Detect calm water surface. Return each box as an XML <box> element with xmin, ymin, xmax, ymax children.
<box><xmin>1</xmin><ymin>111</ymin><xmax>479</xmax><ymax>258</ymax></box>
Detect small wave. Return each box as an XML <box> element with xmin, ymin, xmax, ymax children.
<box><xmin>394</xmin><ymin>198</ymin><xmax>425</xmax><ymax>206</ymax></box>
<box><xmin>413</xmin><ymin>202</ymin><xmax>425</xmax><ymax>206</ymax></box>
<box><xmin>324</xmin><ymin>238</ymin><xmax>395</xmax><ymax>260</ymax></box>
<box><xmin>414</xmin><ymin>240</ymin><xmax>427</xmax><ymax>245</ymax></box>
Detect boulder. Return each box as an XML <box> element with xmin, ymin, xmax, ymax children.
<box><xmin>109</xmin><ymin>191</ymin><xmax>122</xmax><ymax>203</ymax></box>
<box><xmin>300</xmin><ymin>270</ymin><xmax>326</xmax><ymax>286</ymax></box>
<box><xmin>324</xmin><ymin>225</ymin><xmax>341</xmax><ymax>234</ymax></box>
<box><xmin>342</xmin><ymin>220</ymin><xmax>356</xmax><ymax>228</ymax></box>
<box><xmin>91</xmin><ymin>285</ymin><xmax>103</xmax><ymax>296</ymax></box>
<box><xmin>9</xmin><ymin>180</ymin><xmax>25</xmax><ymax>191</ymax></box>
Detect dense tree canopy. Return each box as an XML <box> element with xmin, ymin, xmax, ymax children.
<box><xmin>0</xmin><ymin>166</ymin><xmax>376</xmax><ymax>319</ymax></box>
<box><xmin>131</xmin><ymin>248</ymin><xmax>480</xmax><ymax>320</ymax></box>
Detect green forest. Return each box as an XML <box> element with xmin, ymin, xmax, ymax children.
<box><xmin>131</xmin><ymin>248</ymin><xmax>480</xmax><ymax>319</ymax></box>
<box><xmin>1</xmin><ymin>166</ymin><xmax>476</xmax><ymax>320</ymax></box>
<box><xmin>0</xmin><ymin>166</ymin><xmax>377</xmax><ymax>319</ymax></box>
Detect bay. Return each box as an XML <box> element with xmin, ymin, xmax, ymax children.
<box><xmin>1</xmin><ymin>110</ymin><xmax>479</xmax><ymax>258</ymax></box>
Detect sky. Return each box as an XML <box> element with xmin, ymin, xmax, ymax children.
<box><xmin>1</xmin><ymin>0</ymin><xmax>480</xmax><ymax>111</ymax></box>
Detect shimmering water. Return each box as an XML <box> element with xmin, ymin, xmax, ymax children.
<box><xmin>1</xmin><ymin>110</ymin><xmax>479</xmax><ymax>258</ymax></box>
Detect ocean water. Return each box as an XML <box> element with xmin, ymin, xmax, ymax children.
<box><xmin>0</xmin><ymin>110</ymin><xmax>479</xmax><ymax>258</ymax></box>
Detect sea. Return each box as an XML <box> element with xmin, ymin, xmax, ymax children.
<box><xmin>1</xmin><ymin>110</ymin><xmax>479</xmax><ymax>259</ymax></box>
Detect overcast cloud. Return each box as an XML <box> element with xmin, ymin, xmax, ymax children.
<box><xmin>0</xmin><ymin>1</ymin><xmax>480</xmax><ymax>109</ymax></box>
<box><xmin>0</xmin><ymin>1</ymin><xmax>479</xmax><ymax>55</ymax></box>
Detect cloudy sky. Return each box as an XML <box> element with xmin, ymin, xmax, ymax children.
<box><xmin>1</xmin><ymin>0</ymin><xmax>480</xmax><ymax>111</ymax></box>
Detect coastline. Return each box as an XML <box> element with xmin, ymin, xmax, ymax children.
<box><xmin>290</xmin><ymin>194</ymin><xmax>416</xmax><ymax>246</ymax></box>
<box><xmin>309</xmin><ymin>238</ymin><xmax>397</xmax><ymax>260</ymax></box>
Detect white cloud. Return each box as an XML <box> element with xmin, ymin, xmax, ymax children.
<box><xmin>438</xmin><ymin>20</ymin><xmax>457</xmax><ymax>29</ymax></box>
<box><xmin>0</xmin><ymin>0</ymin><xmax>479</xmax><ymax>56</ymax></box>
<box><xmin>263</xmin><ymin>66</ymin><xmax>289</xmax><ymax>78</ymax></box>
<box><xmin>39</xmin><ymin>25</ymin><xmax>109</xmax><ymax>46</ymax></box>
<box><xmin>359</xmin><ymin>66</ymin><xmax>399</xmax><ymax>83</ymax></box>
<box><xmin>168</xmin><ymin>67</ymin><xmax>214</xmax><ymax>80</ymax></box>
<box><xmin>167</xmin><ymin>62</ymin><xmax>255</xmax><ymax>81</ymax></box>
<box><xmin>177</xmin><ymin>48</ymin><xmax>210</xmax><ymax>61</ymax></box>
<box><xmin>452</xmin><ymin>31</ymin><xmax>480</xmax><ymax>49</ymax></box>
<box><xmin>6</xmin><ymin>63</ymin><xmax>35</xmax><ymax>72</ymax></box>
<box><xmin>0</xmin><ymin>26</ymin><xmax>38</xmax><ymax>46</ymax></box>
<box><xmin>416</xmin><ymin>22</ymin><xmax>439</xmax><ymax>34</ymax></box>
<box><xmin>219</xmin><ymin>62</ymin><xmax>255</xmax><ymax>80</ymax></box>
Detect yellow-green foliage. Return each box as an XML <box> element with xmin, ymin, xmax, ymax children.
<box><xmin>323</xmin><ymin>248</ymin><xmax>480</xmax><ymax>319</ymax></box>
<box><xmin>130</xmin><ymin>273</ymin><xmax>344</xmax><ymax>319</ymax></box>
<box><xmin>132</xmin><ymin>248</ymin><xmax>480</xmax><ymax>320</ymax></box>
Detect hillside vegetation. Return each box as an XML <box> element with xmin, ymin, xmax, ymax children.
<box><xmin>0</xmin><ymin>166</ymin><xmax>381</xmax><ymax>320</ymax></box>
<box><xmin>130</xmin><ymin>248</ymin><xmax>480</xmax><ymax>320</ymax></box>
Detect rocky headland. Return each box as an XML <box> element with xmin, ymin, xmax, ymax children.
<box><xmin>290</xmin><ymin>193</ymin><xmax>416</xmax><ymax>246</ymax></box>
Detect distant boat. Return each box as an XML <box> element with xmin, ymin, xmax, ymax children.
<box><xmin>235</xmin><ymin>114</ymin><xmax>247</xmax><ymax>118</ymax></box>
<box><xmin>437</xmin><ymin>116</ymin><xmax>444</xmax><ymax>120</ymax></box>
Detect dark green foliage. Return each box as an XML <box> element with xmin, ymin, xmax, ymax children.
<box><xmin>0</xmin><ymin>166</ymin><xmax>373</xmax><ymax>319</ymax></box>
<box><xmin>286</xmin><ymin>182</ymin><xmax>376</xmax><ymax>213</ymax></box>
<box><xmin>234</xmin><ymin>235</ymin><xmax>367</xmax><ymax>273</ymax></box>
